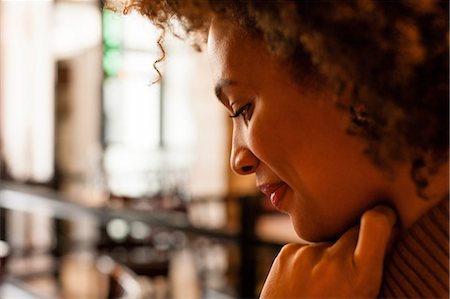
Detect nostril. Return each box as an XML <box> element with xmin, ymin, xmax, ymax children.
<box><xmin>241</xmin><ymin>165</ymin><xmax>253</xmax><ymax>173</ymax></box>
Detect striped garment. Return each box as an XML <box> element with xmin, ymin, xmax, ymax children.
<box><xmin>378</xmin><ymin>198</ymin><xmax>449</xmax><ymax>298</ymax></box>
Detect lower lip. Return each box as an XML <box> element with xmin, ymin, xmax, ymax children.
<box><xmin>269</xmin><ymin>184</ymin><xmax>288</xmax><ymax>210</ymax></box>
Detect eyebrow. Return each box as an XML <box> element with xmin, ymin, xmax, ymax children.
<box><xmin>214</xmin><ymin>79</ymin><xmax>238</xmax><ymax>106</ymax></box>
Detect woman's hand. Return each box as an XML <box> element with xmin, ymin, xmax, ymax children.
<box><xmin>260</xmin><ymin>205</ymin><xmax>397</xmax><ymax>298</ymax></box>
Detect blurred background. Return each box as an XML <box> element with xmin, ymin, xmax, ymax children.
<box><xmin>0</xmin><ymin>1</ymin><xmax>299</xmax><ymax>298</ymax></box>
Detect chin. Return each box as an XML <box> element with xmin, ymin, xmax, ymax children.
<box><xmin>290</xmin><ymin>214</ymin><xmax>342</xmax><ymax>243</ymax></box>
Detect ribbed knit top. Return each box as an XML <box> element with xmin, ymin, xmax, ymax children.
<box><xmin>378</xmin><ymin>198</ymin><xmax>449</xmax><ymax>298</ymax></box>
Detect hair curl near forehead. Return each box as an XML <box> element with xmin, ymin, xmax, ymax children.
<box><xmin>107</xmin><ymin>0</ymin><xmax>449</xmax><ymax>198</ymax></box>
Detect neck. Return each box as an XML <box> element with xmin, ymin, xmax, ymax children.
<box><xmin>389</xmin><ymin>160</ymin><xmax>449</xmax><ymax>232</ymax></box>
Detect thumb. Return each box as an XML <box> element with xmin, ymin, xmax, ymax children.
<box><xmin>353</xmin><ymin>205</ymin><xmax>398</xmax><ymax>272</ymax></box>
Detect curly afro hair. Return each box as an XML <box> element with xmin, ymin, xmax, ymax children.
<box><xmin>106</xmin><ymin>0</ymin><xmax>449</xmax><ymax>198</ymax></box>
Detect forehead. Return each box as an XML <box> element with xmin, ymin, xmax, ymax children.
<box><xmin>206</xmin><ymin>18</ymin><xmax>279</xmax><ymax>83</ymax></box>
<box><xmin>207</xmin><ymin>18</ymin><xmax>251</xmax><ymax>50</ymax></box>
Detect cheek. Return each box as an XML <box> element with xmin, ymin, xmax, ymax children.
<box><xmin>287</xmin><ymin>137</ymin><xmax>388</xmax><ymax>240</ymax></box>
<box><xmin>271</xmin><ymin>108</ymin><xmax>366</xmax><ymax>236</ymax></box>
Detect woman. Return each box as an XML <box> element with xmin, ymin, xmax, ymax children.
<box><xmin>110</xmin><ymin>1</ymin><xmax>449</xmax><ymax>297</ymax></box>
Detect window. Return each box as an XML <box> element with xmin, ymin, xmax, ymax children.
<box><xmin>102</xmin><ymin>10</ymin><xmax>228</xmax><ymax>198</ymax></box>
<box><xmin>0</xmin><ymin>1</ymin><xmax>55</xmax><ymax>183</ymax></box>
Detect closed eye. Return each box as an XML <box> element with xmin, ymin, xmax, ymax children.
<box><xmin>229</xmin><ymin>103</ymin><xmax>253</xmax><ymax>121</ymax></box>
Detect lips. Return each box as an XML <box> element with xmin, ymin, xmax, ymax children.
<box><xmin>258</xmin><ymin>182</ymin><xmax>288</xmax><ymax>210</ymax></box>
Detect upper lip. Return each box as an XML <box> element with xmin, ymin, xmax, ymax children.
<box><xmin>257</xmin><ymin>182</ymin><xmax>286</xmax><ymax>197</ymax></box>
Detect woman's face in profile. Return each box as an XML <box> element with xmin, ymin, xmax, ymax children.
<box><xmin>207</xmin><ymin>18</ymin><xmax>394</xmax><ymax>242</ymax></box>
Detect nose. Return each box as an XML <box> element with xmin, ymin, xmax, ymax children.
<box><xmin>230</xmin><ymin>128</ymin><xmax>259</xmax><ymax>175</ymax></box>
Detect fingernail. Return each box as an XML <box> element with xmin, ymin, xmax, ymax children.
<box><xmin>372</xmin><ymin>205</ymin><xmax>398</xmax><ymax>227</ymax></box>
<box><xmin>372</xmin><ymin>205</ymin><xmax>399</xmax><ymax>252</ymax></box>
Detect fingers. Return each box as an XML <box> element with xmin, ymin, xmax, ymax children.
<box><xmin>353</xmin><ymin>205</ymin><xmax>397</xmax><ymax>272</ymax></box>
<box><xmin>329</xmin><ymin>225</ymin><xmax>360</xmax><ymax>255</ymax></box>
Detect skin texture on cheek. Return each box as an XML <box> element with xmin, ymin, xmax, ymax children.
<box><xmin>252</xmin><ymin>85</ymin><xmax>390</xmax><ymax>241</ymax></box>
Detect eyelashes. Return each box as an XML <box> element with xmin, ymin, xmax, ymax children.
<box><xmin>229</xmin><ymin>103</ymin><xmax>253</xmax><ymax>121</ymax></box>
